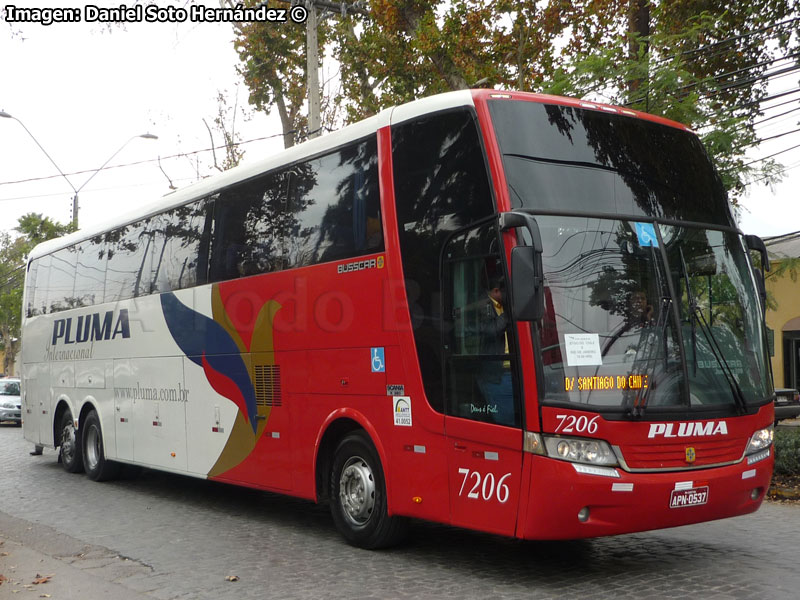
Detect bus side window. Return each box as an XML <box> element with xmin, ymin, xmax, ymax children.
<box><xmin>152</xmin><ymin>200</ymin><xmax>210</xmax><ymax>292</ymax></box>
<box><xmin>47</xmin><ymin>246</ymin><xmax>78</xmax><ymax>313</ymax></box>
<box><xmin>25</xmin><ymin>259</ymin><xmax>38</xmax><ymax>317</ymax></box>
<box><xmin>210</xmin><ymin>179</ymin><xmax>275</xmax><ymax>282</ymax></box>
<box><xmin>74</xmin><ymin>236</ymin><xmax>107</xmax><ymax>308</ymax></box>
<box><xmin>104</xmin><ymin>219</ymin><xmax>154</xmax><ymax>303</ymax></box>
<box><xmin>32</xmin><ymin>255</ymin><xmax>50</xmax><ymax>316</ymax></box>
<box><xmin>277</xmin><ymin>138</ymin><xmax>382</xmax><ymax>269</ymax></box>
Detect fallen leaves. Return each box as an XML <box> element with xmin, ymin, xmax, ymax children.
<box><xmin>32</xmin><ymin>574</ymin><xmax>53</xmax><ymax>585</ymax></box>
<box><xmin>225</xmin><ymin>575</ymin><xmax>240</xmax><ymax>582</ymax></box>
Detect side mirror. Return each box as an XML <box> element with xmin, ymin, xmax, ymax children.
<box><xmin>500</xmin><ymin>211</ymin><xmax>545</xmax><ymax>322</ymax></box>
<box><xmin>510</xmin><ymin>243</ymin><xmax>544</xmax><ymax>322</ymax></box>
<box><xmin>744</xmin><ymin>234</ymin><xmax>770</xmax><ymax>272</ymax></box>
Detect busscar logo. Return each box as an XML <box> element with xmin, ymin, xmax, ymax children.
<box><xmin>337</xmin><ymin>258</ymin><xmax>377</xmax><ymax>274</ymax></box>
<box><xmin>51</xmin><ymin>309</ymin><xmax>131</xmax><ymax>345</ymax></box>
<box><xmin>648</xmin><ymin>421</ymin><xmax>728</xmax><ymax>439</ymax></box>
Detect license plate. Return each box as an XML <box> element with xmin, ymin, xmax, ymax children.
<box><xmin>669</xmin><ymin>486</ymin><xmax>709</xmax><ymax>508</ymax></box>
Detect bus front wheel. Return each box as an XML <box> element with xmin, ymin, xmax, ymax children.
<box><xmin>58</xmin><ymin>411</ymin><xmax>84</xmax><ymax>474</ymax></box>
<box><xmin>82</xmin><ymin>410</ymin><xmax>119</xmax><ymax>481</ymax></box>
<box><xmin>329</xmin><ymin>432</ymin><xmax>407</xmax><ymax>549</ymax></box>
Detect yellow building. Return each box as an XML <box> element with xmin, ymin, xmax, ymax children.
<box><xmin>765</xmin><ymin>232</ymin><xmax>800</xmax><ymax>390</ymax></box>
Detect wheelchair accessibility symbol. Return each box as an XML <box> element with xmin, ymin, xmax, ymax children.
<box><xmin>371</xmin><ymin>347</ymin><xmax>385</xmax><ymax>373</ymax></box>
<box><xmin>634</xmin><ymin>222</ymin><xmax>659</xmax><ymax>247</ymax></box>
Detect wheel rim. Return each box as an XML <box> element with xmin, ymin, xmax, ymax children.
<box><xmin>85</xmin><ymin>424</ymin><xmax>100</xmax><ymax>471</ymax></box>
<box><xmin>61</xmin><ymin>422</ymin><xmax>76</xmax><ymax>464</ymax></box>
<box><xmin>339</xmin><ymin>455</ymin><xmax>376</xmax><ymax>527</ymax></box>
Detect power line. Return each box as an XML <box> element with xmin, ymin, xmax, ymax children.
<box><xmin>579</xmin><ymin>18</ymin><xmax>799</xmax><ymax>99</ymax></box>
<box><xmin>0</xmin><ymin>177</ymin><xmax>198</xmax><ymax>203</ymax></box>
<box><xmin>732</xmin><ymin>127</ymin><xmax>800</xmax><ymax>153</ymax></box>
<box><xmin>736</xmin><ymin>87</ymin><xmax>800</xmax><ymax>111</ymax></box>
<box><xmin>667</xmin><ymin>17</ymin><xmax>799</xmax><ymax>63</ymax></box>
<box><xmin>624</xmin><ymin>59</ymin><xmax>800</xmax><ymax>108</ymax></box>
<box><xmin>729</xmin><ymin>142</ymin><xmax>800</xmax><ymax>171</ymax></box>
<box><xmin>0</xmin><ymin>130</ymin><xmax>292</xmax><ymax>188</ymax></box>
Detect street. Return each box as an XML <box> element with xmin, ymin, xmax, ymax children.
<box><xmin>1</xmin><ymin>423</ymin><xmax>799</xmax><ymax>600</ymax></box>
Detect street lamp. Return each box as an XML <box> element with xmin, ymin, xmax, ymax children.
<box><xmin>69</xmin><ymin>133</ymin><xmax>159</xmax><ymax>228</ymax></box>
<box><xmin>0</xmin><ymin>110</ymin><xmax>157</xmax><ymax>228</ymax></box>
<box><xmin>0</xmin><ymin>108</ymin><xmax>77</xmax><ymax>202</ymax></box>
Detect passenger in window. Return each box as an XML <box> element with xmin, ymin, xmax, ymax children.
<box><xmin>477</xmin><ymin>276</ymin><xmax>514</xmax><ymax>425</ymax></box>
<box><xmin>365</xmin><ymin>215</ymin><xmax>383</xmax><ymax>250</ymax></box>
<box><xmin>627</xmin><ymin>290</ymin><xmax>654</xmax><ymax>327</ymax></box>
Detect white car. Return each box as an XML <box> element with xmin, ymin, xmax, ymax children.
<box><xmin>0</xmin><ymin>378</ymin><xmax>21</xmax><ymax>426</ymax></box>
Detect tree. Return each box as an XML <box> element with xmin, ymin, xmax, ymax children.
<box><xmin>232</xmin><ymin>0</ymin><xmax>323</xmax><ymax>148</ymax></box>
<box><xmin>543</xmin><ymin>1</ymin><xmax>798</xmax><ymax>201</ymax></box>
<box><xmin>0</xmin><ymin>233</ymin><xmax>26</xmax><ymax>375</ymax></box>
<box><xmin>234</xmin><ymin>1</ymin><xmax>797</xmax><ymax>202</ymax></box>
<box><xmin>0</xmin><ymin>213</ymin><xmax>73</xmax><ymax>375</ymax></box>
<box><xmin>203</xmin><ymin>89</ymin><xmax>249</xmax><ymax>172</ymax></box>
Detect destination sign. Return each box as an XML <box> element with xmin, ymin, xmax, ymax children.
<box><xmin>564</xmin><ymin>374</ymin><xmax>649</xmax><ymax>392</ymax></box>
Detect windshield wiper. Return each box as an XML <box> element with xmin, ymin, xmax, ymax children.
<box><xmin>630</xmin><ymin>296</ymin><xmax>671</xmax><ymax>417</ymax></box>
<box><xmin>678</xmin><ymin>248</ymin><xmax>748</xmax><ymax>415</ymax></box>
<box><xmin>679</xmin><ymin>248</ymin><xmax>699</xmax><ymax>376</ymax></box>
<box><xmin>629</xmin><ymin>244</ymin><xmax>672</xmax><ymax>417</ymax></box>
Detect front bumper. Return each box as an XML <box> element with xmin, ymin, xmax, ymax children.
<box><xmin>0</xmin><ymin>407</ymin><xmax>21</xmax><ymax>423</ymax></box>
<box><xmin>517</xmin><ymin>450</ymin><xmax>773</xmax><ymax>540</ymax></box>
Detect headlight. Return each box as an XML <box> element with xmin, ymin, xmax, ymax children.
<box><xmin>745</xmin><ymin>425</ymin><xmax>774</xmax><ymax>455</ymax></box>
<box><xmin>542</xmin><ymin>435</ymin><xmax>618</xmax><ymax>466</ymax></box>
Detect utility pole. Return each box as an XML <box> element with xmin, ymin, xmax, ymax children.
<box><xmin>285</xmin><ymin>1</ymin><xmax>368</xmax><ymax>139</ymax></box>
<box><xmin>306</xmin><ymin>1</ymin><xmax>321</xmax><ymax>138</ymax></box>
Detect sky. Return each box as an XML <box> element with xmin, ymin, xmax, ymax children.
<box><xmin>1</xmin><ymin>1</ymin><xmax>285</xmax><ymax>236</ymax></box>
<box><xmin>1</xmin><ymin>2</ymin><xmax>799</xmax><ymax>240</ymax></box>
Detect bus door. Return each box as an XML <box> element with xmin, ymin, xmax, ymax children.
<box><xmin>441</xmin><ymin>223</ymin><xmax>523</xmax><ymax>537</ymax></box>
<box><xmin>22</xmin><ymin>363</ymin><xmax>50</xmax><ymax>446</ymax></box>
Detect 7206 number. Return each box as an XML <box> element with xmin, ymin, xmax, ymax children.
<box><xmin>554</xmin><ymin>414</ymin><xmax>600</xmax><ymax>434</ymax></box>
<box><xmin>457</xmin><ymin>468</ymin><xmax>511</xmax><ymax>503</ymax></box>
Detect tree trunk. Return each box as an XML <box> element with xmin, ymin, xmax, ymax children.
<box><xmin>627</xmin><ymin>0</ymin><xmax>651</xmax><ymax>98</ymax></box>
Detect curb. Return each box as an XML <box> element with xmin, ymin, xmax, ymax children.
<box><xmin>768</xmin><ymin>486</ymin><xmax>800</xmax><ymax>500</ymax></box>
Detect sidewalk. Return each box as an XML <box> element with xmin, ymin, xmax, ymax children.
<box><xmin>0</xmin><ymin>512</ymin><xmax>156</xmax><ymax>600</ymax></box>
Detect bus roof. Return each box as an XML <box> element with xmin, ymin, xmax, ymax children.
<box><xmin>27</xmin><ymin>89</ymin><xmax>692</xmax><ymax>261</ymax></box>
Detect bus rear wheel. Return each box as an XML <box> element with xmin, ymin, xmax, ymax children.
<box><xmin>58</xmin><ymin>410</ymin><xmax>84</xmax><ymax>474</ymax></box>
<box><xmin>82</xmin><ymin>410</ymin><xmax>119</xmax><ymax>481</ymax></box>
<box><xmin>329</xmin><ymin>432</ymin><xmax>407</xmax><ymax>549</ymax></box>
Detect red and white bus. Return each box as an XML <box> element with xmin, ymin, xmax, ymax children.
<box><xmin>21</xmin><ymin>90</ymin><xmax>775</xmax><ymax>548</ymax></box>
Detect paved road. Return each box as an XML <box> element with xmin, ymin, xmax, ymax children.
<box><xmin>1</xmin><ymin>423</ymin><xmax>798</xmax><ymax>599</ymax></box>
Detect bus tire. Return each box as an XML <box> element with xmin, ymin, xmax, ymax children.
<box><xmin>58</xmin><ymin>410</ymin><xmax>84</xmax><ymax>474</ymax></box>
<box><xmin>82</xmin><ymin>410</ymin><xmax>119</xmax><ymax>481</ymax></box>
<box><xmin>329</xmin><ymin>432</ymin><xmax>407</xmax><ymax>549</ymax></box>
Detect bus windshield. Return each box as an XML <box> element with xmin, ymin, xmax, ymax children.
<box><xmin>488</xmin><ymin>99</ymin><xmax>770</xmax><ymax>415</ymax></box>
<box><xmin>487</xmin><ymin>98</ymin><xmax>733</xmax><ymax>226</ymax></box>
<box><xmin>534</xmin><ymin>216</ymin><xmax>770</xmax><ymax>413</ymax></box>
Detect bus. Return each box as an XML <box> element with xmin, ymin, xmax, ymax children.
<box><xmin>21</xmin><ymin>90</ymin><xmax>775</xmax><ymax>548</ymax></box>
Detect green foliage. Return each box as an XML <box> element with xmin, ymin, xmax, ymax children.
<box><xmin>232</xmin><ymin>0</ymin><xmax>325</xmax><ymax>147</ymax></box>
<box><xmin>15</xmin><ymin>212</ymin><xmax>74</xmax><ymax>245</ymax></box>
<box><xmin>774</xmin><ymin>427</ymin><xmax>800</xmax><ymax>475</ymax></box>
<box><xmin>233</xmin><ymin>0</ymin><xmax>796</xmax><ymax>201</ymax></box>
<box><xmin>544</xmin><ymin>2</ymin><xmax>796</xmax><ymax>202</ymax></box>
